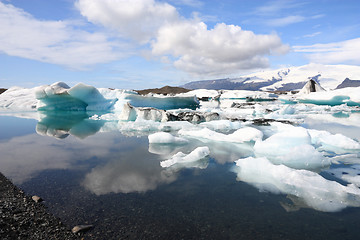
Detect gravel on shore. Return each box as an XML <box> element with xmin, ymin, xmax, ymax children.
<box><xmin>0</xmin><ymin>172</ymin><xmax>79</xmax><ymax>240</ymax></box>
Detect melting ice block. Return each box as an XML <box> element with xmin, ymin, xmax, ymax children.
<box><xmin>297</xmin><ymin>86</ymin><xmax>360</xmax><ymax>106</ymax></box>
<box><xmin>0</xmin><ymin>86</ymin><xmax>38</xmax><ymax>110</ymax></box>
<box><xmin>148</xmin><ymin>132</ymin><xmax>188</xmax><ymax>144</ymax></box>
<box><xmin>160</xmin><ymin>147</ymin><xmax>210</xmax><ymax>168</ymax></box>
<box><xmin>254</xmin><ymin>126</ymin><xmax>330</xmax><ymax>169</ymax></box>
<box><xmin>179</xmin><ymin>127</ymin><xmax>263</xmax><ymax>143</ymax></box>
<box><xmin>234</xmin><ymin>157</ymin><xmax>360</xmax><ymax>212</ymax></box>
<box><xmin>308</xmin><ymin>129</ymin><xmax>360</xmax><ymax>154</ymax></box>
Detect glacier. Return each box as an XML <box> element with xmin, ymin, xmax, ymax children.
<box><xmin>1</xmin><ymin>81</ymin><xmax>360</xmax><ymax>212</ymax></box>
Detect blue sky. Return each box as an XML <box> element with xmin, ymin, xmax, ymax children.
<box><xmin>0</xmin><ymin>0</ymin><xmax>359</xmax><ymax>89</ymax></box>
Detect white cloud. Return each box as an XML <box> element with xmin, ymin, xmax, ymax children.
<box><xmin>294</xmin><ymin>38</ymin><xmax>360</xmax><ymax>65</ymax></box>
<box><xmin>267</xmin><ymin>15</ymin><xmax>305</xmax><ymax>27</ymax></box>
<box><xmin>0</xmin><ymin>0</ymin><xmax>290</xmax><ymax>77</ymax></box>
<box><xmin>152</xmin><ymin>21</ymin><xmax>290</xmax><ymax>76</ymax></box>
<box><xmin>0</xmin><ymin>2</ymin><xmax>125</xmax><ymax>69</ymax></box>
<box><xmin>76</xmin><ymin>0</ymin><xmax>179</xmax><ymax>44</ymax></box>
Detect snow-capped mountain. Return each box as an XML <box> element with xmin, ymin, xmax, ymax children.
<box><xmin>182</xmin><ymin>63</ymin><xmax>360</xmax><ymax>91</ymax></box>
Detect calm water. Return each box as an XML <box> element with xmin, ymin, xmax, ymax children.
<box><xmin>1</xmin><ymin>115</ymin><xmax>360</xmax><ymax>240</ymax></box>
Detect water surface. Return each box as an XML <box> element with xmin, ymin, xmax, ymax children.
<box><xmin>1</xmin><ymin>115</ymin><xmax>360</xmax><ymax>240</ymax></box>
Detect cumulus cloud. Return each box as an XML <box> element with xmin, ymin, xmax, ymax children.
<box><xmin>152</xmin><ymin>21</ymin><xmax>290</xmax><ymax>76</ymax></box>
<box><xmin>76</xmin><ymin>0</ymin><xmax>289</xmax><ymax>76</ymax></box>
<box><xmin>76</xmin><ymin>0</ymin><xmax>179</xmax><ymax>43</ymax></box>
<box><xmin>294</xmin><ymin>38</ymin><xmax>360</xmax><ymax>65</ymax></box>
<box><xmin>0</xmin><ymin>2</ymin><xmax>125</xmax><ymax>69</ymax></box>
<box><xmin>1</xmin><ymin>0</ymin><xmax>289</xmax><ymax>77</ymax></box>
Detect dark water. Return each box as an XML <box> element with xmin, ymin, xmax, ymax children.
<box><xmin>1</xmin><ymin>115</ymin><xmax>360</xmax><ymax>240</ymax></box>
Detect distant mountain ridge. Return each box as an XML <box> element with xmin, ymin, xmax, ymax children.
<box><xmin>181</xmin><ymin>64</ymin><xmax>360</xmax><ymax>91</ymax></box>
<box><xmin>335</xmin><ymin>78</ymin><xmax>360</xmax><ymax>89</ymax></box>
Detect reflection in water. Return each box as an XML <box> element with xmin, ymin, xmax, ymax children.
<box><xmin>82</xmin><ymin>150</ymin><xmax>178</xmax><ymax>195</ymax></box>
<box><xmin>36</xmin><ymin>111</ymin><xmax>105</xmax><ymax>139</ymax></box>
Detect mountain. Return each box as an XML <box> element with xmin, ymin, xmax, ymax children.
<box><xmin>181</xmin><ymin>64</ymin><xmax>360</xmax><ymax>91</ymax></box>
<box><xmin>335</xmin><ymin>78</ymin><xmax>360</xmax><ymax>89</ymax></box>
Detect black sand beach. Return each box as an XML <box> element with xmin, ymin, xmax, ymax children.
<box><xmin>0</xmin><ymin>172</ymin><xmax>78</xmax><ymax>240</ymax></box>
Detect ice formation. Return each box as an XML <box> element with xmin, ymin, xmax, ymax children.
<box><xmin>253</xmin><ymin>126</ymin><xmax>330</xmax><ymax>169</ymax></box>
<box><xmin>160</xmin><ymin>147</ymin><xmax>210</xmax><ymax>168</ymax></box>
<box><xmin>179</xmin><ymin>127</ymin><xmax>263</xmax><ymax>143</ymax></box>
<box><xmin>234</xmin><ymin>157</ymin><xmax>360</xmax><ymax>212</ymax></box>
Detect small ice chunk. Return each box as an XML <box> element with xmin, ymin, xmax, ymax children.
<box><xmin>148</xmin><ymin>132</ymin><xmax>188</xmax><ymax>144</ymax></box>
<box><xmin>160</xmin><ymin>147</ymin><xmax>210</xmax><ymax>168</ymax></box>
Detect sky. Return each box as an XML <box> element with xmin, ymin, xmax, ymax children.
<box><xmin>0</xmin><ymin>0</ymin><xmax>359</xmax><ymax>89</ymax></box>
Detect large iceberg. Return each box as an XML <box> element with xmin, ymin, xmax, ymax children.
<box><xmin>233</xmin><ymin>157</ymin><xmax>360</xmax><ymax>212</ymax></box>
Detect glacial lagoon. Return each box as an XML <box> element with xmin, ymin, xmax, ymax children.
<box><xmin>1</xmin><ymin>83</ymin><xmax>360</xmax><ymax>239</ymax></box>
<box><xmin>1</xmin><ymin>109</ymin><xmax>360</xmax><ymax>239</ymax></box>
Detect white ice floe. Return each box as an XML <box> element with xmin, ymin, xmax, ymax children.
<box><xmin>0</xmin><ymin>86</ymin><xmax>38</xmax><ymax>110</ymax></box>
<box><xmin>308</xmin><ymin>129</ymin><xmax>360</xmax><ymax>154</ymax></box>
<box><xmin>160</xmin><ymin>147</ymin><xmax>210</xmax><ymax>168</ymax></box>
<box><xmin>254</xmin><ymin>126</ymin><xmax>330</xmax><ymax>169</ymax></box>
<box><xmin>234</xmin><ymin>157</ymin><xmax>360</xmax><ymax>212</ymax></box>
<box><xmin>148</xmin><ymin>132</ymin><xmax>188</xmax><ymax>144</ymax></box>
<box><xmin>179</xmin><ymin>127</ymin><xmax>263</xmax><ymax>143</ymax></box>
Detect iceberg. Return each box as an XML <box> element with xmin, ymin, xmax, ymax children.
<box><xmin>234</xmin><ymin>157</ymin><xmax>360</xmax><ymax>212</ymax></box>
<box><xmin>0</xmin><ymin>86</ymin><xmax>38</xmax><ymax>110</ymax></box>
<box><xmin>160</xmin><ymin>147</ymin><xmax>210</xmax><ymax>168</ymax></box>
<box><xmin>297</xmin><ymin>86</ymin><xmax>360</xmax><ymax>106</ymax></box>
<box><xmin>148</xmin><ymin>132</ymin><xmax>188</xmax><ymax>144</ymax></box>
<box><xmin>179</xmin><ymin>127</ymin><xmax>263</xmax><ymax>143</ymax></box>
<box><xmin>253</xmin><ymin>126</ymin><xmax>330</xmax><ymax>169</ymax></box>
<box><xmin>308</xmin><ymin>129</ymin><xmax>360</xmax><ymax>154</ymax></box>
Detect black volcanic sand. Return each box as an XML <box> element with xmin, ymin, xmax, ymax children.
<box><xmin>0</xmin><ymin>172</ymin><xmax>78</xmax><ymax>240</ymax></box>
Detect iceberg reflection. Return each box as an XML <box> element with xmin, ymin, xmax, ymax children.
<box><xmin>36</xmin><ymin>111</ymin><xmax>104</xmax><ymax>139</ymax></box>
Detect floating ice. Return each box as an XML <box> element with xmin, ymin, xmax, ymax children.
<box><xmin>160</xmin><ymin>147</ymin><xmax>210</xmax><ymax>168</ymax></box>
<box><xmin>234</xmin><ymin>157</ymin><xmax>360</xmax><ymax>212</ymax></box>
<box><xmin>254</xmin><ymin>126</ymin><xmax>330</xmax><ymax>169</ymax></box>
<box><xmin>308</xmin><ymin>129</ymin><xmax>360</xmax><ymax>154</ymax></box>
<box><xmin>179</xmin><ymin>127</ymin><xmax>263</xmax><ymax>143</ymax></box>
<box><xmin>36</xmin><ymin>82</ymin><xmax>117</xmax><ymax>111</ymax></box>
<box><xmin>298</xmin><ymin>79</ymin><xmax>325</xmax><ymax>94</ymax></box>
<box><xmin>297</xmin><ymin>86</ymin><xmax>360</xmax><ymax>106</ymax></box>
<box><xmin>148</xmin><ymin>132</ymin><xmax>188</xmax><ymax>144</ymax></box>
<box><xmin>0</xmin><ymin>86</ymin><xmax>38</xmax><ymax>110</ymax></box>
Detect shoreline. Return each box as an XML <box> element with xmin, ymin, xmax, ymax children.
<box><xmin>0</xmin><ymin>172</ymin><xmax>78</xmax><ymax>239</ymax></box>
